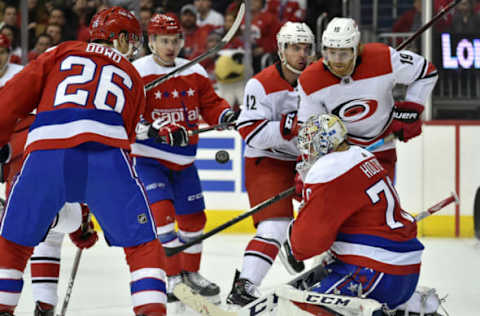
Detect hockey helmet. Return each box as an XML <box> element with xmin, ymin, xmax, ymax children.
<box><xmin>276</xmin><ymin>21</ymin><xmax>315</xmax><ymax>74</ymax></box>
<box><xmin>297</xmin><ymin>114</ymin><xmax>347</xmax><ymax>165</ymax></box>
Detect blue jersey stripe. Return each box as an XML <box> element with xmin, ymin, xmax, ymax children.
<box><xmin>130</xmin><ymin>277</ymin><xmax>166</xmax><ymax>294</ymax></box>
<box><xmin>31</xmin><ymin>108</ymin><xmax>124</xmax><ymax>129</ymax></box>
<box><xmin>336</xmin><ymin>233</ymin><xmax>424</xmax><ymax>253</ymax></box>
<box><xmin>0</xmin><ymin>279</ymin><xmax>23</xmax><ymax>293</ymax></box>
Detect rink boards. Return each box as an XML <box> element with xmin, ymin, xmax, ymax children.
<box><xmin>0</xmin><ymin>122</ymin><xmax>477</xmax><ymax>237</ymax></box>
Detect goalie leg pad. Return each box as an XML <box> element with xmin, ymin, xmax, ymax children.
<box><xmin>312</xmin><ymin>260</ymin><xmax>419</xmax><ymax>310</ymax></box>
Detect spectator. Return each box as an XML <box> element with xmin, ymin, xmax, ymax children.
<box><xmin>249</xmin><ymin>0</ymin><xmax>281</xmax><ymax>73</ymax></box>
<box><xmin>393</xmin><ymin>0</ymin><xmax>422</xmax><ymax>32</ymax></box>
<box><xmin>435</xmin><ymin>0</ymin><xmax>455</xmax><ymax>31</ymax></box>
<box><xmin>223</xmin><ymin>10</ymin><xmax>244</xmax><ymax>49</ymax></box>
<box><xmin>0</xmin><ymin>25</ymin><xmax>20</xmax><ymax>64</ymax></box>
<box><xmin>27</xmin><ymin>33</ymin><xmax>52</xmax><ymax>62</ymax></box>
<box><xmin>48</xmin><ymin>6</ymin><xmax>71</xmax><ymax>41</ymax></box>
<box><xmin>265</xmin><ymin>0</ymin><xmax>307</xmax><ymax>23</ymax></box>
<box><xmin>451</xmin><ymin>0</ymin><xmax>480</xmax><ymax>33</ymax></box>
<box><xmin>27</xmin><ymin>0</ymin><xmax>49</xmax><ymax>47</ymax></box>
<box><xmin>0</xmin><ymin>5</ymin><xmax>18</xmax><ymax>29</ymax></box>
<box><xmin>139</xmin><ymin>7</ymin><xmax>153</xmax><ymax>57</ymax></box>
<box><xmin>194</xmin><ymin>0</ymin><xmax>224</xmax><ymax>28</ymax></box>
<box><xmin>45</xmin><ymin>23</ymin><xmax>63</xmax><ymax>46</ymax></box>
<box><xmin>392</xmin><ymin>0</ymin><xmax>422</xmax><ymax>51</ymax></box>
<box><xmin>180</xmin><ymin>4</ymin><xmax>213</xmax><ymax>60</ymax></box>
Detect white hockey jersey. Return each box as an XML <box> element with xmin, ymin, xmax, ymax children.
<box><xmin>297</xmin><ymin>43</ymin><xmax>438</xmax><ymax>151</ymax></box>
<box><xmin>236</xmin><ymin>64</ymin><xmax>299</xmax><ymax>160</ymax></box>
<box><xmin>0</xmin><ymin>63</ymin><xmax>23</xmax><ymax>88</ymax></box>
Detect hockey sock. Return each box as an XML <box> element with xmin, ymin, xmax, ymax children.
<box><xmin>0</xmin><ymin>236</ymin><xmax>34</xmax><ymax>313</ymax></box>
<box><xmin>124</xmin><ymin>239</ymin><xmax>167</xmax><ymax>316</ymax></box>
<box><xmin>176</xmin><ymin>212</ymin><xmax>206</xmax><ymax>272</ymax></box>
<box><xmin>30</xmin><ymin>231</ymin><xmax>64</xmax><ymax>306</ymax></box>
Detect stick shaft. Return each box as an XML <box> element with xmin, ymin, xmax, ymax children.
<box><xmin>58</xmin><ymin>248</ymin><xmax>83</xmax><ymax>316</ymax></box>
<box><xmin>396</xmin><ymin>0</ymin><xmax>461</xmax><ymax>50</ymax></box>
<box><xmin>415</xmin><ymin>191</ymin><xmax>459</xmax><ymax>222</ymax></box>
<box><xmin>188</xmin><ymin>122</ymin><xmax>236</xmax><ymax>136</ymax></box>
<box><xmin>165</xmin><ymin>186</ymin><xmax>295</xmax><ymax>256</ymax></box>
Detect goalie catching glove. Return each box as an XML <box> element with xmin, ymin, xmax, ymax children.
<box><xmin>69</xmin><ymin>204</ymin><xmax>98</xmax><ymax>249</ymax></box>
<box><xmin>390</xmin><ymin>101</ymin><xmax>424</xmax><ymax>142</ymax></box>
<box><xmin>147</xmin><ymin>117</ymin><xmax>189</xmax><ymax>147</ymax></box>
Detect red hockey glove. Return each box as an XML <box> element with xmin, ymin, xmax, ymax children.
<box><xmin>390</xmin><ymin>101</ymin><xmax>424</xmax><ymax>142</ymax></box>
<box><xmin>69</xmin><ymin>204</ymin><xmax>98</xmax><ymax>249</ymax></box>
<box><xmin>294</xmin><ymin>172</ymin><xmax>303</xmax><ymax>202</ymax></box>
<box><xmin>280</xmin><ymin>111</ymin><xmax>298</xmax><ymax>140</ymax></box>
<box><xmin>148</xmin><ymin>118</ymin><xmax>189</xmax><ymax>147</ymax></box>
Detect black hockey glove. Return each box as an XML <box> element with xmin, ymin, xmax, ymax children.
<box><xmin>148</xmin><ymin>118</ymin><xmax>189</xmax><ymax>147</ymax></box>
<box><xmin>0</xmin><ymin>144</ymin><xmax>11</xmax><ymax>164</ymax></box>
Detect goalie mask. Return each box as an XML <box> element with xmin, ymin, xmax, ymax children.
<box><xmin>148</xmin><ymin>14</ymin><xmax>184</xmax><ymax>66</ymax></box>
<box><xmin>276</xmin><ymin>22</ymin><xmax>315</xmax><ymax>75</ymax></box>
<box><xmin>89</xmin><ymin>6</ymin><xmax>142</xmax><ymax>59</ymax></box>
<box><xmin>321</xmin><ymin>17</ymin><xmax>360</xmax><ymax>78</ymax></box>
<box><xmin>297</xmin><ymin>114</ymin><xmax>347</xmax><ymax>167</ymax></box>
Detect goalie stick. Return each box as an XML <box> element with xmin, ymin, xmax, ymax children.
<box><xmin>144</xmin><ymin>1</ymin><xmax>245</xmax><ymax>92</ymax></box>
<box><xmin>174</xmin><ymin>192</ymin><xmax>459</xmax><ymax>316</ymax></box>
<box><xmin>164</xmin><ymin>186</ymin><xmax>295</xmax><ymax>257</ymax></box>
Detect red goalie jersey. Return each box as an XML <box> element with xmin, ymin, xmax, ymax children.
<box><xmin>291</xmin><ymin>146</ymin><xmax>424</xmax><ymax>275</ymax></box>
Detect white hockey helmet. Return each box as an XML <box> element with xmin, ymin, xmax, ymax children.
<box><xmin>297</xmin><ymin>113</ymin><xmax>347</xmax><ymax>166</ymax></box>
<box><xmin>276</xmin><ymin>21</ymin><xmax>315</xmax><ymax>75</ymax></box>
<box><xmin>322</xmin><ymin>18</ymin><xmax>360</xmax><ymax>72</ymax></box>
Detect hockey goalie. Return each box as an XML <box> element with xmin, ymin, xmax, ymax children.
<box><xmin>277</xmin><ymin>114</ymin><xmax>446</xmax><ymax>316</ymax></box>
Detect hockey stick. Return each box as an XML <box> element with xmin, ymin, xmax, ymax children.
<box><xmin>396</xmin><ymin>0</ymin><xmax>461</xmax><ymax>50</ymax></box>
<box><xmin>57</xmin><ymin>213</ymin><xmax>92</xmax><ymax>316</ymax></box>
<box><xmin>415</xmin><ymin>191</ymin><xmax>459</xmax><ymax>222</ymax></box>
<box><xmin>164</xmin><ymin>186</ymin><xmax>295</xmax><ymax>257</ymax></box>
<box><xmin>144</xmin><ymin>1</ymin><xmax>245</xmax><ymax>91</ymax></box>
<box><xmin>364</xmin><ymin>134</ymin><xmax>396</xmax><ymax>152</ymax></box>
<box><xmin>189</xmin><ymin>121</ymin><xmax>236</xmax><ymax>136</ymax></box>
<box><xmin>174</xmin><ymin>193</ymin><xmax>459</xmax><ymax>316</ymax></box>
<box><xmin>57</xmin><ymin>248</ymin><xmax>82</xmax><ymax>316</ymax></box>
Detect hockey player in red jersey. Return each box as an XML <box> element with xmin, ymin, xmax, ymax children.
<box><xmin>286</xmin><ymin>113</ymin><xmax>423</xmax><ymax>313</ymax></box>
<box><xmin>297</xmin><ymin>17</ymin><xmax>438</xmax><ymax>180</ymax></box>
<box><xmin>0</xmin><ymin>7</ymin><xmax>167</xmax><ymax>316</ymax></box>
<box><xmin>227</xmin><ymin>22</ymin><xmax>315</xmax><ymax>307</ymax></box>
<box><xmin>132</xmin><ymin>14</ymin><xmax>237</xmax><ymax>304</ymax></box>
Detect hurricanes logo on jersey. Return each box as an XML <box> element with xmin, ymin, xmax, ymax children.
<box><xmin>332</xmin><ymin>98</ymin><xmax>378</xmax><ymax>123</ymax></box>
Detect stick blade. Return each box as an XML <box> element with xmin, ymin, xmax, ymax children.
<box><xmin>173</xmin><ymin>283</ymin><xmax>237</xmax><ymax>316</ymax></box>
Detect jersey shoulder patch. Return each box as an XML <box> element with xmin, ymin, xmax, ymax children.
<box><xmin>353</xmin><ymin>43</ymin><xmax>392</xmax><ymax>80</ymax></box>
<box><xmin>305</xmin><ymin>146</ymin><xmax>374</xmax><ymax>184</ymax></box>
<box><xmin>298</xmin><ymin>60</ymin><xmax>339</xmax><ymax>95</ymax></box>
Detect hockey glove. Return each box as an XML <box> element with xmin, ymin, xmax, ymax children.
<box><xmin>0</xmin><ymin>144</ymin><xmax>11</xmax><ymax>164</ymax></box>
<box><xmin>219</xmin><ymin>109</ymin><xmax>240</xmax><ymax>129</ymax></box>
<box><xmin>280</xmin><ymin>111</ymin><xmax>298</xmax><ymax>140</ymax></box>
<box><xmin>135</xmin><ymin>118</ymin><xmax>151</xmax><ymax>140</ymax></box>
<box><xmin>279</xmin><ymin>220</ymin><xmax>305</xmax><ymax>274</ymax></box>
<box><xmin>69</xmin><ymin>204</ymin><xmax>98</xmax><ymax>249</ymax></box>
<box><xmin>390</xmin><ymin>101</ymin><xmax>424</xmax><ymax>142</ymax></box>
<box><xmin>148</xmin><ymin>117</ymin><xmax>189</xmax><ymax>147</ymax></box>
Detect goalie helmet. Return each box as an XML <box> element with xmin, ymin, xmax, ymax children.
<box><xmin>276</xmin><ymin>22</ymin><xmax>315</xmax><ymax>75</ymax></box>
<box><xmin>297</xmin><ymin>114</ymin><xmax>347</xmax><ymax>166</ymax></box>
<box><xmin>89</xmin><ymin>6</ymin><xmax>141</xmax><ymax>57</ymax></box>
